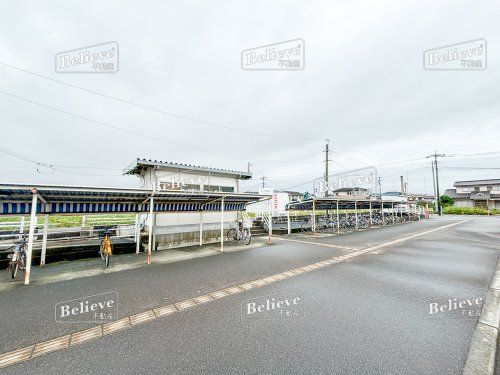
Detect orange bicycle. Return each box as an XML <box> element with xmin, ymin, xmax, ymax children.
<box><xmin>99</xmin><ymin>229</ymin><xmax>113</xmax><ymax>267</ymax></box>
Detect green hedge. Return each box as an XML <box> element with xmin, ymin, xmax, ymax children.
<box><xmin>443</xmin><ymin>207</ymin><xmax>499</xmax><ymax>215</ymax></box>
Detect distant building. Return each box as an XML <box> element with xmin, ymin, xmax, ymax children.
<box><xmin>407</xmin><ymin>193</ymin><xmax>436</xmax><ymax>203</ymax></box>
<box><xmin>444</xmin><ymin>179</ymin><xmax>500</xmax><ymax>209</ymax></box>
<box><xmin>332</xmin><ymin>187</ymin><xmax>369</xmax><ymax>199</ymax></box>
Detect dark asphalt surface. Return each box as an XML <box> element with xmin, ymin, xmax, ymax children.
<box><xmin>1</xmin><ymin>216</ymin><xmax>499</xmax><ymax>374</ymax></box>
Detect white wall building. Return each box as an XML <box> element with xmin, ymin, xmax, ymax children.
<box><xmin>123</xmin><ymin>159</ymin><xmax>253</xmax><ymax>249</ymax></box>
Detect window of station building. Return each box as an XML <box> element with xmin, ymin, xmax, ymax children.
<box><xmin>183</xmin><ymin>184</ymin><xmax>201</xmax><ymax>192</ymax></box>
<box><xmin>204</xmin><ymin>185</ymin><xmax>234</xmax><ymax>192</ymax></box>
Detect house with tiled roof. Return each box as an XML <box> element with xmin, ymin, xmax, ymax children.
<box><xmin>444</xmin><ymin>179</ymin><xmax>500</xmax><ymax>209</ymax></box>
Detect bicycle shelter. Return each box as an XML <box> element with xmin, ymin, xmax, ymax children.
<box><xmin>0</xmin><ymin>183</ymin><xmax>270</xmax><ymax>285</ymax></box>
<box><xmin>285</xmin><ymin>197</ymin><xmax>423</xmax><ymax>236</ymax></box>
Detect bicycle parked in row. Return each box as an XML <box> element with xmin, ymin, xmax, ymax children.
<box><xmin>7</xmin><ymin>235</ymin><xmax>27</xmax><ymax>279</ymax></box>
<box><xmin>301</xmin><ymin>212</ymin><xmax>420</xmax><ymax>233</ymax></box>
<box><xmin>227</xmin><ymin>220</ymin><xmax>252</xmax><ymax>245</ymax></box>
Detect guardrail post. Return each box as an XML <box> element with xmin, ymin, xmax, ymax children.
<box><xmin>40</xmin><ymin>214</ymin><xmax>49</xmax><ymax>267</ymax></box>
<box><xmin>24</xmin><ymin>192</ymin><xmax>38</xmax><ymax>285</ymax></box>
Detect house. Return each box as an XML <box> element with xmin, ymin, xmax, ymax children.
<box><xmin>123</xmin><ymin>158</ymin><xmax>253</xmax><ymax>249</ymax></box>
<box><xmin>444</xmin><ymin>179</ymin><xmax>500</xmax><ymax>209</ymax></box>
<box><xmin>332</xmin><ymin>187</ymin><xmax>370</xmax><ymax>199</ymax></box>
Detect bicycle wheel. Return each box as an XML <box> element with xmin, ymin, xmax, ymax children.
<box><xmin>243</xmin><ymin>230</ymin><xmax>251</xmax><ymax>245</ymax></box>
<box><xmin>301</xmin><ymin>222</ymin><xmax>310</xmax><ymax>232</ymax></box>
<box><xmin>226</xmin><ymin>228</ymin><xmax>237</xmax><ymax>242</ymax></box>
<box><xmin>11</xmin><ymin>262</ymin><xmax>18</xmax><ymax>279</ymax></box>
<box><xmin>99</xmin><ymin>238</ymin><xmax>106</xmax><ymax>261</ymax></box>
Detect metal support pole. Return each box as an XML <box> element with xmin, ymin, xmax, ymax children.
<box><xmin>287</xmin><ymin>209</ymin><xmax>291</xmax><ymax>235</ymax></box>
<box><xmin>147</xmin><ymin>196</ymin><xmax>154</xmax><ymax>264</ymax></box>
<box><xmin>336</xmin><ymin>200</ymin><xmax>340</xmax><ymax>234</ymax></box>
<box><xmin>220</xmin><ymin>197</ymin><xmax>225</xmax><ymax>252</ymax></box>
<box><xmin>135</xmin><ymin>214</ymin><xmax>141</xmax><ymax>254</ymax></box>
<box><xmin>199</xmin><ymin>210</ymin><xmax>203</xmax><ymax>246</ymax></box>
<box><xmin>152</xmin><ymin>213</ymin><xmax>157</xmax><ymax>251</ymax></box>
<box><xmin>369</xmin><ymin>200</ymin><xmax>372</xmax><ymax>226</ymax></box>
<box><xmin>392</xmin><ymin>202</ymin><xmax>395</xmax><ymax>225</ymax></box>
<box><xmin>24</xmin><ymin>193</ymin><xmax>38</xmax><ymax>285</ymax></box>
<box><xmin>355</xmin><ymin>201</ymin><xmax>358</xmax><ymax>230</ymax></box>
<box><xmin>381</xmin><ymin>201</ymin><xmax>384</xmax><ymax>226</ymax></box>
<box><xmin>312</xmin><ymin>200</ymin><xmax>316</xmax><ymax>237</ymax></box>
<box><xmin>268</xmin><ymin>198</ymin><xmax>272</xmax><ymax>244</ymax></box>
<box><xmin>40</xmin><ymin>214</ymin><xmax>48</xmax><ymax>266</ymax></box>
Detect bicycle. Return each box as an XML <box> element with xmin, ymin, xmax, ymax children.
<box><xmin>99</xmin><ymin>229</ymin><xmax>113</xmax><ymax>267</ymax></box>
<box><xmin>7</xmin><ymin>235</ymin><xmax>27</xmax><ymax>279</ymax></box>
<box><xmin>226</xmin><ymin>220</ymin><xmax>252</xmax><ymax>245</ymax></box>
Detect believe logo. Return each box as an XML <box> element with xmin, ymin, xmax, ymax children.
<box><xmin>55</xmin><ymin>291</ymin><xmax>118</xmax><ymax>323</ymax></box>
<box><xmin>241</xmin><ymin>290</ymin><xmax>303</xmax><ymax>320</ymax></box>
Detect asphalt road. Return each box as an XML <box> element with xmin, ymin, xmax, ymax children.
<box><xmin>0</xmin><ymin>216</ymin><xmax>498</xmax><ymax>374</ymax></box>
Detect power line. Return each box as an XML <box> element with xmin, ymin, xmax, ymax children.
<box><xmin>0</xmin><ymin>145</ymin><xmax>122</xmax><ymax>176</ymax></box>
<box><xmin>0</xmin><ymin>89</ymin><xmax>317</xmax><ymax>164</ymax></box>
<box><xmin>0</xmin><ymin>61</ymin><xmax>324</xmax><ymax>142</ymax></box>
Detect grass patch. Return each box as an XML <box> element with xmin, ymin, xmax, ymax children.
<box><xmin>443</xmin><ymin>206</ymin><xmax>499</xmax><ymax>215</ymax></box>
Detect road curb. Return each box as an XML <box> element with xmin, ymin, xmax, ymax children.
<box><xmin>463</xmin><ymin>255</ymin><xmax>500</xmax><ymax>375</ymax></box>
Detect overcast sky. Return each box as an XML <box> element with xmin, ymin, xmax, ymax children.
<box><xmin>0</xmin><ymin>0</ymin><xmax>499</xmax><ymax>195</ymax></box>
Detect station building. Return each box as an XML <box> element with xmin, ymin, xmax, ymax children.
<box><xmin>123</xmin><ymin>158</ymin><xmax>253</xmax><ymax>249</ymax></box>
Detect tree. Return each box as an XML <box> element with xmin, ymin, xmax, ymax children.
<box><xmin>439</xmin><ymin>195</ymin><xmax>454</xmax><ymax>207</ymax></box>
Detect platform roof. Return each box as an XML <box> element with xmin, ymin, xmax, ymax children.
<box><xmin>286</xmin><ymin>197</ymin><xmax>408</xmax><ymax>210</ymax></box>
<box><xmin>123</xmin><ymin>158</ymin><xmax>252</xmax><ymax>180</ymax></box>
<box><xmin>0</xmin><ymin>183</ymin><xmax>269</xmax><ymax>215</ymax></box>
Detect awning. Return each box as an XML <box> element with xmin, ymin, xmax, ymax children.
<box><xmin>286</xmin><ymin>197</ymin><xmax>407</xmax><ymax>211</ymax></box>
<box><xmin>0</xmin><ymin>183</ymin><xmax>269</xmax><ymax>215</ymax></box>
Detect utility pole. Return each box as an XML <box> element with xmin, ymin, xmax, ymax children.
<box><xmin>378</xmin><ymin>177</ymin><xmax>382</xmax><ymax>199</ymax></box>
<box><xmin>261</xmin><ymin>176</ymin><xmax>267</xmax><ymax>188</ymax></box>
<box><xmin>324</xmin><ymin>139</ymin><xmax>330</xmax><ymax>196</ymax></box>
<box><xmin>426</xmin><ymin>152</ymin><xmax>446</xmax><ymax>216</ymax></box>
<box><xmin>431</xmin><ymin>161</ymin><xmax>436</xmax><ymax>207</ymax></box>
<box><xmin>400</xmin><ymin>176</ymin><xmax>404</xmax><ymax>195</ymax></box>
<box><xmin>247</xmin><ymin>162</ymin><xmax>252</xmax><ymax>174</ymax></box>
